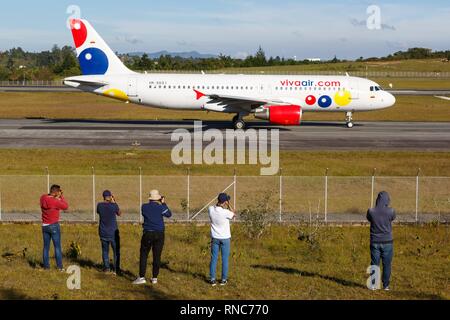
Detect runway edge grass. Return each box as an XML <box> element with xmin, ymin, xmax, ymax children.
<box><xmin>0</xmin><ymin>149</ymin><xmax>449</xmax><ymax>176</ymax></box>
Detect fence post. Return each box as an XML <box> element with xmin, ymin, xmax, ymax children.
<box><xmin>416</xmin><ymin>168</ymin><xmax>421</xmax><ymax>223</ymax></box>
<box><xmin>187</xmin><ymin>168</ymin><xmax>190</xmax><ymax>221</ymax></box>
<box><xmin>139</xmin><ymin>167</ymin><xmax>143</xmax><ymax>223</ymax></box>
<box><xmin>233</xmin><ymin>168</ymin><xmax>237</xmax><ymax>211</ymax></box>
<box><xmin>371</xmin><ymin>168</ymin><xmax>377</xmax><ymax>208</ymax></box>
<box><xmin>45</xmin><ymin>166</ymin><xmax>50</xmax><ymax>193</ymax></box>
<box><xmin>0</xmin><ymin>179</ymin><xmax>2</xmax><ymax>221</ymax></box>
<box><xmin>279</xmin><ymin>168</ymin><xmax>283</xmax><ymax>222</ymax></box>
<box><xmin>324</xmin><ymin>168</ymin><xmax>329</xmax><ymax>223</ymax></box>
<box><xmin>92</xmin><ymin>167</ymin><xmax>96</xmax><ymax>222</ymax></box>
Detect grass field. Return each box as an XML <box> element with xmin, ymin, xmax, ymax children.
<box><xmin>0</xmin><ymin>224</ymin><xmax>448</xmax><ymax>300</ymax></box>
<box><xmin>220</xmin><ymin>59</ymin><xmax>450</xmax><ymax>73</ymax></box>
<box><xmin>0</xmin><ymin>91</ymin><xmax>449</xmax><ymax>122</ymax></box>
<box><xmin>0</xmin><ymin>149</ymin><xmax>449</xmax><ymax>176</ymax></box>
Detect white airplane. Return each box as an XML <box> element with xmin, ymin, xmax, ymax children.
<box><xmin>64</xmin><ymin>19</ymin><xmax>396</xmax><ymax>129</ymax></box>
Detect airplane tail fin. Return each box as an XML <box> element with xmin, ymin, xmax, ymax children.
<box><xmin>69</xmin><ymin>19</ymin><xmax>134</xmax><ymax>76</ymax></box>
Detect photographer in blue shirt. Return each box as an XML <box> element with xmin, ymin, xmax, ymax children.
<box><xmin>133</xmin><ymin>190</ymin><xmax>172</xmax><ymax>285</ymax></box>
<box><xmin>97</xmin><ymin>190</ymin><xmax>122</xmax><ymax>275</ymax></box>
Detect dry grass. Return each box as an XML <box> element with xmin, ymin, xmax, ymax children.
<box><xmin>0</xmin><ymin>149</ymin><xmax>449</xmax><ymax>176</ymax></box>
<box><xmin>0</xmin><ymin>224</ymin><xmax>448</xmax><ymax>300</ymax></box>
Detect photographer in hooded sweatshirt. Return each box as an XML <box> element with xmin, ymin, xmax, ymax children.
<box><xmin>367</xmin><ymin>191</ymin><xmax>396</xmax><ymax>291</ymax></box>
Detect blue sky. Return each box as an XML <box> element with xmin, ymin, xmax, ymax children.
<box><xmin>0</xmin><ymin>0</ymin><xmax>449</xmax><ymax>59</ymax></box>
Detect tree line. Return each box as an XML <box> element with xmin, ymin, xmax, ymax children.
<box><xmin>0</xmin><ymin>46</ymin><xmax>449</xmax><ymax>81</ymax></box>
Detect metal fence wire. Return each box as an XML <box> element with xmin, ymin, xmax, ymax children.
<box><xmin>0</xmin><ymin>173</ymin><xmax>448</xmax><ymax>223</ymax></box>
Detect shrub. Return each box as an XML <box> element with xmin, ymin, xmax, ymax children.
<box><xmin>240</xmin><ymin>193</ymin><xmax>274</xmax><ymax>239</ymax></box>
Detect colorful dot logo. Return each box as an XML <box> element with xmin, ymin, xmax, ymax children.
<box><xmin>318</xmin><ymin>95</ymin><xmax>332</xmax><ymax>108</ymax></box>
<box><xmin>79</xmin><ymin>48</ymin><xmax>109</xmax><ymax>75</ymax></box>
<box><xmin>70</xmin><ymin>19</ymin><xmax>87</xmax><ymax>48</ymax></box>
<box><xmin>334</xmin><ymin>90</ymin><xmax>352</xmax><ymax>106</ymax></box>
<box><xmin>305</xmin><ymin>95</ymin><xmax>316</xmax><ymax>105</ymax></box>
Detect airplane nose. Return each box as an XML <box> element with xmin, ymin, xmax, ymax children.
<box><xmin>388</xmin><ymin>92</ymin><xmax>396</xmax><ymax>106</ymax></box>
<box><xmin>384</xmin><ymin>92</ymin><xmax>396</xmax><ymax>107</ymax></box>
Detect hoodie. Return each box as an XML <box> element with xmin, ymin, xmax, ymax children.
<box><xmin>367</xmin><ymin>191</ymin><xmax>396</xmax><ymax>243</ymax></box>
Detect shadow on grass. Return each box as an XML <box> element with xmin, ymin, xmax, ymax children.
<box><xmin>252</xmin><ymin>264</ymin><xmax>366</xmax><ymax>288</ymax></box>
<box><xmin>0</xmin><ymin>288</ymin><xmax>33</xmax><ymax>300</ymax></box>
<box><xmin>74</xmin><ymin>257</ymin><xmax>176</xmax><ymax>300</ymax></box>
<box><xmin>161</xmin><ymin>261</ymin><xmax>210</xmax><ymax>284</ymax></box>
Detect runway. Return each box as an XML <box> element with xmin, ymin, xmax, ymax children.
<box><xmin>0</xmin><ymin>119</ymin><xmax>449</xmax><ymax>150</ymax></box>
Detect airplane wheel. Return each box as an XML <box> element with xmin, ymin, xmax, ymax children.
<box><xmin>234</xmin><ymin>119</ymin><xmax>246</xmax><ymax>130</ymax></box>
<box><xmin>346</xmin><ymin>122</ymin><xmax>354</xmax><ymax>128</ymax></box>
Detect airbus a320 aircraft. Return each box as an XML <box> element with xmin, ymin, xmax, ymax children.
<box><xmin>64</xmin><ymin>19</ymin><xmax>396</xmax><ymax>129</ymax></box>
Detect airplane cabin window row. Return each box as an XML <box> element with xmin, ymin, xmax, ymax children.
<box><xmin>148</xmin><ymin>84</ymin><xmax>255</xmax><ymax>90</ymax></box>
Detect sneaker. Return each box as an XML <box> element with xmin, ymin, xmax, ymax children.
<box><xmin>220</xmin><ymin>280</ymin><xmax>228</xmax><ymax>286</ymax></box>
<box><xmin>151</xmin><ymin>278</ymin><xmax>158</xmax><ymax>284</ymax></box>
<box><xmin>384</xmin><ymin>287</ymin><xmax>390</xmax><ymax>291</ymax></box>
<box><xmin>132</xmin><ymin>277</ymin><xmax>146</xmax><ymax>285</ymax></box>
<box><xmin>369</xmin><ymin>286</ymin><xmax>378</xmax><ymax>291</ymax></box>
<box><xmin>210</xmin><ymin>280</ymin><xmax>217</xmax><ymax>287</ymax></box>
<box><xmin>58</xmin><ymin>268</ymin><xmax>66</xmax><ymax>273</ymax></box>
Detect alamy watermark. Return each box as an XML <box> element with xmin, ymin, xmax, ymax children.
<box><xmin>171</xmin><ymin>121</ymin><xmax>280</xmax><ymax>176</ymax></box>
<box><xmin>366</xmin><ymin>265</ymin><xmax>381</xmax><ymax>290</ymax></box>
<box><xmin>66</xmin><ymin>5</ymin><xmax>82</xmax><ymax>30</ymax></box>
<box><xmin>66</xmin><ymin>265</ymin><xmax>81</xmax><ymax>290</ymax></box>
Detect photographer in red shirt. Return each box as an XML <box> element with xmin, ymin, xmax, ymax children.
<box><xmin>40</xmin><ymin>185</ymin><xmax>69</xmax><ymax>270</ymax></box>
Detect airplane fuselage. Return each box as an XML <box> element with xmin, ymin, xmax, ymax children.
<box><xmin>65</xmin><ymin>74</ymin><xmax>395</xmax><ymax>114</ymax></box>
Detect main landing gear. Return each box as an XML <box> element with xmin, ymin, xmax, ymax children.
<box><xmin>345</xmin><ymin>111</ymin><xmax>354</xmax><ymax>128</ymax></box>
<box><xmin>232</xmin><ymin>114</ymin><xmax>247</xmax><ymax>130</ymax></box>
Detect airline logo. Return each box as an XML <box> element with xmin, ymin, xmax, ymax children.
<box><xmin>280</xmin><ymin>79</ymin><xmax>352</xmax><ymax>108</ymax></box>
<box><xmin>70</xmin><ymin>19</ymin><xmax>109</xmax><ymax>75</ymax></box>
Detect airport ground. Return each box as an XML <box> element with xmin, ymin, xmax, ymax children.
<box><xmin>0</xmin><ymin>149</ymin><xmax>449</xmax><ymax>176</ymax></box>
<box><xmin>0</xmin><ymin>224</ymin><xmax>448</xmax><ymax>300</ymax></box>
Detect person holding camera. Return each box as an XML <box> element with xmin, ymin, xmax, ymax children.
<box><xmin>367</xmin><ymin>191</ymin><xmax>396</xmax><ymax>291</ymax></box>
<box><xmin>208</xmin><ymin>193</ymin><xmax>236</xmax><ymax>286</ymax></box>
<box><xmin>133</xmin><ymin>190</ymin><xmax>172</xmax><ymax>285</ymax></box>
<box><xmin>97</xmin><ymin>190</ymin><xmax>122</xmax><ymax>275</ymax></box>
<box><xmin>40</xmin><ymin>184</ymin><xmax>69</xmax><ymax>271</ymax></box>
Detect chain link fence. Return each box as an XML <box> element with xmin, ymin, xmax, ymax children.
<box><xmin>0</xmin><ymin>172</ymin><xmax>448</xmax><ymax>224</ymax></box>
<box><xmin>1</xmin><ymin>70</ymin><xmax>450</xmax><ymax>88</ymax></box>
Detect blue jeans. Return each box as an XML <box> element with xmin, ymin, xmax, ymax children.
<box><xmin>370</xmin><ymin>243</ymin><xmax>393</xmax><ymax>288</ymax></box>
<box><xmin>42</xmin><ymin>223</ymin><xmax>63</xmax><ymax>269</ymax></box>
<box><xmin>210</xmin><ymin>238</ymin><xmax>231</xmax><ymax>281</ymax></box>
<box><xmin>100</xmin><ymin>230</ymin><xmax>120</xmax><ymax>272</ymax></box>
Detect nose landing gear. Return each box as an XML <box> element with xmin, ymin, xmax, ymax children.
<box><xmin>345</xmin><ymin>112</ymin><xmax>354</xmax><ymax>128</ymax></box>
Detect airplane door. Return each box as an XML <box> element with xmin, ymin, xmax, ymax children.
<box><xmin>127</xmin><ymin>77</ymin><xmax>138</xmax><ymax>97</ymax></box>
<box><xmin>348</xmin><ymin>79</ymin><xmax>359</xmax><ymax>99</ymax></box>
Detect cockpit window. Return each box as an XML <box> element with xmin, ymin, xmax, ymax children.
<box><xmin>370</xmin><ymin>86</ymin><xmax>383</xmax><ymax>91</ymax></box>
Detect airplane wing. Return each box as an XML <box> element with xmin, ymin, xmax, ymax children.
<box><xmin>194</xmin><ymin>90</ymin><xmax>286</xmax><ymax>111</ymax></box>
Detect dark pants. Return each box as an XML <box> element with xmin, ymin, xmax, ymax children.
<box><xmin>100</xmin><ymin>230</ymin><xmax>121</xmax><ymax>272</ymax></box>
<box><xmin>370</xmin><ymin>242</ymin><xmax>393</xmax><ymax>288</ymax></box>
<box><xmin>42</xmin><ymin>223</ymin><xmax>63</xmax><ymax>269</ymax></box>
<box><xmin>139</xmin><ymin>231</ymin><xmax>165</xmax><ymax>279</ymax></box>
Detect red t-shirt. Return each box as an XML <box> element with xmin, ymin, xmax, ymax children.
<box><xmin>40</xmin><ymin>194</ymin><xmax>69</xmax><ymax>225</ymax></box>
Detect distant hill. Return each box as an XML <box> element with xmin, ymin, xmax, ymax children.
<box><xmin>127</xmin><ymin>51</ymin><xmax>218</xmax><ymax>59</ymax></box>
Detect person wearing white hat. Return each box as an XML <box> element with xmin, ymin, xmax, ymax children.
<box><xmin>133</xmin><ymin>190</ymin><xmax>172</xmax><ymax>285</ymax></box>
